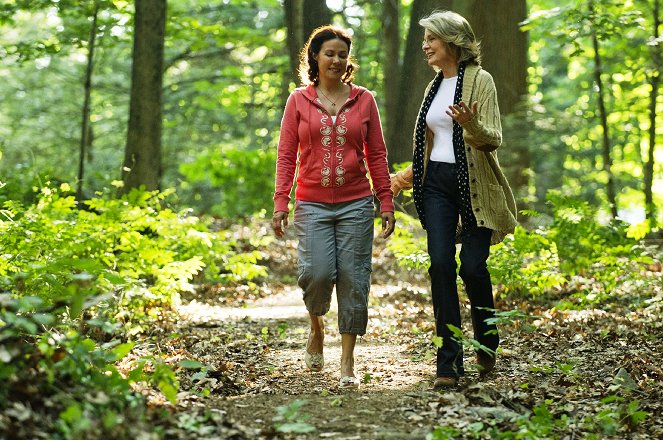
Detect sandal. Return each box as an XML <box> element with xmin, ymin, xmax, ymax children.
<box><xmin>339</xmin><ymin>376</ymin><xmax>360</xmax><ymax>389</ymax></box>
<box><xmin>304</xmin><ymin>351</ymin><xmax>324</xmax><ymax>371</ymax></box>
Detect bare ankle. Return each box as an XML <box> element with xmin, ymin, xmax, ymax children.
<box><xmin>307</xmin><ymin>329</ymin><xmax>324</xmax><ymax>354</ymax></box>
<box><xmin>309</xmin><ymin>316</ymin><xmax>324</xmax><ymax>333</ymax></box>
<box><xmin>340</xmin><ymin>357</ymin><xmax>355</xmax><ymax>377</ymax></box>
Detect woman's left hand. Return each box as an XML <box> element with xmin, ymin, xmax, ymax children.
<box><xmin>381</xmin><ymin>212</ymin><xmax>395</xmax><ymax>238</ymax></box>
<box><xmin>446</xmin><ymin>100</ymin><xmax>478</xmax><ymax>124</ymax></box>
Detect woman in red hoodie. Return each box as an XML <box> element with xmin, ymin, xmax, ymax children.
<box><xmin>272</xmin><ymin>25</ymin><xmax>395</xmax><ymax>389</ymax></box>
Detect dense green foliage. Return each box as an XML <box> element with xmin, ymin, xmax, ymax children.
<box><xmin>523</xmin><ymin>0</ymin><xmax>662</xmax><ymax>220</ymax></box>
<box><xmin>1</xmin><ymin>0</ymin><xmax>660</xmax><ymax>220</ymax></box>
<box><xmin>0</xmin><ymin>183</ymin><xmax>268</xmax><ymax>438</ymax></box>
<box><xmin>0</xmin><ymin>0</ymin><xmax>287</xmax><ymax>213</ymax></box>
<box><xmin>179</xmin><ymin>145</ymin><xmax>277</xmax><ymax>216</ymax></box>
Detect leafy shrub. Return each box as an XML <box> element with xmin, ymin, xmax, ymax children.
<box><xmin>389</xmin><ymin>191</ymin><xmax>658</xmax><ymax>298</ymax></box>
<box><xmin>179</xmin><ymin>144</ymin><xmax>276</xmax><ymax>218</ymax></box>
<box><xmin>0</xmin><ymin>182</ymin><xmax>273</xmax><ymax>438</ymax></box>
<box><xmin>1</xmin><ymin>183</ymin><xmax>267</xmax><ymax>310</ymax></box>
<box><xmin>490</xmin><ymin>224</ymin><xmax>567</xmax><ymax>296</ymax></box>
<box><xmin>493</xmin><ymin>193</ymin><xmax>654</xmax><ymax>296</ymax></box>
<box><xmin>0</xmin><ymin>293</ymin><xmax>160</xmax><ymax>439</ymax></box>
<box><xmin>388</xmin><ymin>211</ymin><xmax>429</xmax><ymax>270</ymax></box>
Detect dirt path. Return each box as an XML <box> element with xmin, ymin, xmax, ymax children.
<box><xmin>162</xmin><ymin>256</ymin><xmax>662</xmax><ymax>439</ymax></box>
<box><xmin>175</xmin><ymin>285</ymin><xmax>441</xmax><ymax>439</ymax></box>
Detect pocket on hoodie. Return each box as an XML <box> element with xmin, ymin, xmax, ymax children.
<box><xmin>297</xmin><ymin>150</ymin><xmax>319</xmax><ymax>186</ymax></box>
<box><xmin>347</xmin><ymin>147</ymin><xmax>368</xmax><ymax>180</ymax></box>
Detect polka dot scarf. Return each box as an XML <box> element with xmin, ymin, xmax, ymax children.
<box><xmin>412</xmin><ymin>62</ymin><xmax>475</xmax><ymax>233</ymax></box>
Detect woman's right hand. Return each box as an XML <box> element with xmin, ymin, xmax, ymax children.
<box><xmin>390</xmin><ymin>166</ymin><xmax>413</xmax><ymax>198</ymax></box>
<box><xmin>390</xmin><ymin>173</ymin><xmax>402</xmax><ymax>197</ymax></box>
<box><xmin>272</xmin><ymin>211</ymin><xmax>289</xmax><ymax>237</ymax></box>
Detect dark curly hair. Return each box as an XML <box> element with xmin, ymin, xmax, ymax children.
<box><xmin>298</xmin><ymin>25</ymin><xmax>357</xmax><ymax>86</ymax></box>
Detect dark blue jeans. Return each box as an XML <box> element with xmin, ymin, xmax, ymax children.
<box><xmin>423</xmin><ymin>161</ymin><xmax>499</xmax><ymax>378</ymax></box>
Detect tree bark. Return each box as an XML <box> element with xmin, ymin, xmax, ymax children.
<box><xmin>76</xmin><ymin>3</ymin><xmax>99</xmax><ymax>201</ymax></box>
<box><xmin>381</xmin><ymin>0</ymin><xmax>399</xmax><ymax>139</ymax></box>
<box><xmin>645</xmin><ymin>0</ymin><xmax>660</xmax><ymax>225</ymax></box>
<box><xmin>284</xmin><ymin>0</ymin><xmax>304</xmax><ymax>87</ymax></box>
<box><xmin>463</xmin><ymin>0</ymin><xmax>528</xmax><ymax>116</ymax></box>
<box><xmin>121</xmin><ymin>0</ymin><xmax>166</xmax><ymax>193</ymax></box>
<box><xmin>589</xmin><ymin>0</ymin><xmax>618</xmax><ymax>218</ymax></box>
<box><xmin>283</xmin><ymin>0</ymin><xmax>331</xmax><ymax>87</ymax></box>
<box><xmin>464</xmin><ymin>0</ymin><xmax>529</xmax><ymax>207</ymax></box>
<box><xmin>303</xmin><ymin>0</ymin><xmax>332</xmax><ymax>35</ymax></box>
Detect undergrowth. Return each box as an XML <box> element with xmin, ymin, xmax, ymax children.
<box><xmin>388</xmin><ymin>190</ymin><xmax>661</xmax><ymax>300</ymax></box>
<box><xmin>0</xmin><ymin>182</ymin><xmax>268</xmax><ymax>439</ymax></box>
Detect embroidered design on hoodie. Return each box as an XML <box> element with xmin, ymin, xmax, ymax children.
<box><xmin>335</xmin><ymin>109</ymin><xmax>349</xmax><ymax>186</ymax></box>
<box><xmin>318</xmin><ymin>107</ymin><xmax>349</xmax><ymax>187</ymax></box>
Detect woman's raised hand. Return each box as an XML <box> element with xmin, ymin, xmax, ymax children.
<box><xmin>446</xmin><ymin>100</ymin><xmax>478</xmax><ymax>124</ymax></box>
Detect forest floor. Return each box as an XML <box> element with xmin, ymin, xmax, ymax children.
<box><xmin>133</xmin><ymin>238</ymin><xmax>662</xmax><ymax>439</ymax></box>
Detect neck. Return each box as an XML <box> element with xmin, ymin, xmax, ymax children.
<box><xmin>318</xmin><ymin>79</ymin><xmax>344</xmax><ymax>92</ymax></box>
<box><xmin>440</xmin><ymin>61</ymin><xmax>459</xmax><ymax>78</ymax></box>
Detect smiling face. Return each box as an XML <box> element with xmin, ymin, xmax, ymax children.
<box><xmin>314</xmin><ymin>38</ymin><xmax>349</xmax><ymax>83</ymax></box>
<box><xmin>422</xmin><ymin>29</ymin><xmax>457</xmax><ymax>70</ymax></box>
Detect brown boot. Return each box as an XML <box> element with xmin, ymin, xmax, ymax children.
<box><xmin>433</xmin><ymin>376</ymin><xmax>458</xmax><ymax>389</ymax></box>
<box><xmin>477</xmin><ymin>352</ymin><xmax>496</xmax><ymax>377</ymax></box>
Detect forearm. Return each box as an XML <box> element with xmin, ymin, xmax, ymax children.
<box><xmin>393</xmin><ymin>165</ymin><xmax>413</xmax><ymax>190</ymax></box>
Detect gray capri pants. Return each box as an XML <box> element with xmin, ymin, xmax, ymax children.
<box><xmin>294</xmin><ymin>196</ymin><xmax>375</xmax><ymax>335</ymax></box>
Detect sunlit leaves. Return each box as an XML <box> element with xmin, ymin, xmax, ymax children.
<box><xmin>179</xmin><ymin>145</ymin><xmax>276</xmax><ymax>218</ymax></box>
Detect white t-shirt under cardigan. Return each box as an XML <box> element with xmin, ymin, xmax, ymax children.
<box><xmin>426</xmin><ymin>75</ymin><xmax>458</xmax><ymax>163</ymax></box>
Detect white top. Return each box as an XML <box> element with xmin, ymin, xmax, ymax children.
<box><xmin>332</xmin><ymin>115</ymin><xmax>337</xmax><ymax>124</ymax></box>
<box><xmin>426</xmin><ymin>76</ymin><xmax>457</xmax><ymax>163</ymax></box>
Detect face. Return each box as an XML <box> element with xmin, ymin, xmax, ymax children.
<box><xmin>314</xmin><ymin>38</ymin><xmax>349</xmax><ymax>81</ymax></box>
<box><xmin>422</xmin><ymin>29</ymin><xmax>456</xmax><ymax>69</ymax></box>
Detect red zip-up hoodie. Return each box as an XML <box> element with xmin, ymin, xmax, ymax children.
<box><xmin>274</xmin><ymin>84</ymin><xmax>394</xmax><ymax>213</ymax></box>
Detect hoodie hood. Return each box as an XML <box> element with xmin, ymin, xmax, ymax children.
<box><xmin>299</xmin><ymin>83</ymin><xmax>367</xmax><ymax>107</ymax></box>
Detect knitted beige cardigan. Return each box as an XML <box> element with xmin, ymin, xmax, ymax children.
<box><xmin>391</xmin><ymin>64</ymin><xmax>517</xmax><ymax>245</ymax></box>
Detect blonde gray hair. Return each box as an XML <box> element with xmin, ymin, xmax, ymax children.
<box><xmin>419</xmin><ymin>10</ymin><xmax>481</xmax><ymax>65</ymax></box>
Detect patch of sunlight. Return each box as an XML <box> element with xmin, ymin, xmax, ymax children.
<box><xmin>178</xmin><ymin>300</ymin><xmax>308</xmax><ymax>322</ymax></box>
<box><xmin>327</xmin><ymin>0</ymin><xmax>344</xmax><ymax>11</ymax></box>
<box><xmin>178</xmin><ymin>287</ymin><xmax>312</xmax><ymax>322</ymax></box>
<box><xmin>561</xmin><ymin>308</ymin><xmax>609</xmax><ymax>322</ymax></box>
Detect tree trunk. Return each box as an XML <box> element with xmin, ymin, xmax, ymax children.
<box><xmin>589</xmin><ymin>0</ymin><xmax>618</xmax><ymax>218</ymax></box>
<box><xmin>284</xmin><ymin>0</ymin><xmax>304</xmax><ymax>87</ymax></box>
<box><xmin>303</xmin><ymin>0</ymin><xmax>332</xmax><ymax>35</ymax></box>
<box><xmin>463</xmin><ymin>0</ymin><xmax>529</xmax><ymax>208</ymax></box>
<box><xmin>645</xmin><ymin>0</ymin><xmax>660</xmax><ymax>226</ymax></box>
<box><xmin>381</xmin><ymin>0</ymin><xmax>399</xmax><ymax>140</ymax></box>
<box><xmin>283</xmin><ymin>0</ymin><xmax>331</xmax><ymax>87</ymax></box>
<box><xmin>386</xmin><ymin>0</ymin><xmax>445</xmax><ymax>168</ymax></box>
<box><xmin>121</xmin><ymin>0</ymin><xmax>166</xmax><ymax>193</ymax></box>
<box><xmin>76</xmin><ymin>3</ymin><xmax>99</xmax><ymax>201</ymax></box>
<box><xmin>462</xmin><ymin>0</ymin><xmax>528</xmax><ymax>115</ymax></box>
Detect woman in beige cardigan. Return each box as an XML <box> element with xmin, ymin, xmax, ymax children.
<box><xmin>391</xmin><ymin>10</ymin><xmax>517</xmax><ymax>389</ymax></box>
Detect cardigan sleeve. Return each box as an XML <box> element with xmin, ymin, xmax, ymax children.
<box><xmin>273</xmin><ymin>92</ymin><xmax>300</xmax><ymax>213</ymax></box>
<box><xmin>363</xmin><ymin>93</ymin><xmax>394</xmax><ymax>213</ymax></box>
<box><xmin>461</xmin><ymin>72</ymin><xmax>502</xmax><ymax>152</ymax></box>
